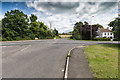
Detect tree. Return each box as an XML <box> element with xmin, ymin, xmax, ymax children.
<box><xmin>2</xmin><ymin>9</ymin><xmax>29</xmax><ymax>40</ymax></box>
<box><xmin>72</xmin><ymin>22</ymin><xmax>83</xmax><ymax>40</ymax></box>
<box><xmin>0</xmin><ymin>21</ymin><xmax>2</xmax><ymax>40</ymax></box>
<box><xmin>94</xmin><ymin>24</ymin><xmax>103</xmax><ymax>28</ymax></box>
<box><xmin>108</xmin><ymin>17</ymin><xmax>120</xmax><ymax>40</ymax></box>
<box><xmin>30</xmin><ymin>14</ymin><xmax>37</xmax><ymax>22</ymax></box>
<box><xmin>38</xmin><ymin>22</ymin><xmax>49</xmax><ymax>38</ymax></box>
<box><xmin>2</xmin><ymin>9</ymin><xmax>56</xmax><ymax>41</ymax></box>
<box><xmin>53</xmin><ymin>29</ymin><xmax>58</xmax><ymax>36</ymax></box>
<box><xmin>30</xmin><ymin>21</ymin><xmax>40</xmax><ymax>39</ymax></box>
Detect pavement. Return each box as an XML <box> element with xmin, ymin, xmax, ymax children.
<box><xmin>1</xmin><ymin>39</ymin><xmax>118</xmax><ymax>78</ymax></box>
<box><xmin>68</xmin><ymin>47</ymin><xmax>93</xmax><ymax>78</ymax></box>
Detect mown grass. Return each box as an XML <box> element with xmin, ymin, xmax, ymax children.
<box><xmin>84</xmin><ymin>44</ymin><xmax>118</xmax><ymax>78</ymax></box>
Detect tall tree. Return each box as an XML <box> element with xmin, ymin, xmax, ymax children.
<box><xmin>29</xmin><ymin>14</ymin><xmax>39</xmax><ymax>39</ymax></box>
<box><xmin>94</xmin><ymin>24</ymin><xmax>103</xmax><ymax>28</ymax></box>
<box><xmin>72</xmin><ymin>22</ymin><xmax>83</xmax><ymax>40</ymax></box>
<box><xmin>2</xmin><ymin>9</ymin><xmax>29</xmax><ymax>40</ymax></box>
<box><xmin>0</xmin><ymin>21</ymin><xmax>2</xmax><ymax>40</ymax></box>
<box><xmin>108</xmin><ymin>17</ymin><xmax>120</xmax><ymax>40</ymax></box>
<box><xmin>53</xmin><ymin>29</ymin><xmax>58</xmax><ymax>36</ymax></box>
<box><xmin>30</xmin><ymin>21</ymin><xmax>39</xmax><ymax>39</ymax></box>
<box><xmin>30</xmin><ymin>14</ymin><xmax>37</xmax><ymax>22</ymax></box>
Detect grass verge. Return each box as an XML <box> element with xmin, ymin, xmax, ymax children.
<box><xmin>84</xmin><ymin>44</ymin><xmax>118</xmax><ymax>78</ymax></box>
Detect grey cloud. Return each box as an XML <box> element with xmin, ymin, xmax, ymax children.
<box><xmin>26</xmin><ymin>1</ymin><xmax>118</xmax><ymax>33</ymax></box>
<box><xmin>100</xmin><ymin>2</ymin><xmax>117</xmax><ymax>11</ymax></box>
<box><xmin>85</xmin><ymin>2</ymin><xmax>117</xmax><ymax>15</ymax></box>
<box><xmin>35</xmin><ymin>2</ymin><xmax>79</xmax><ymax>14</ymax></box>
<box><xmin>27</xmin><ymin>2</ymin><xmax>117</xmax><ymax>15</ymax></box>
<box><xmin>88</xmin><ymin>2</ymin><xmax>96</xmax><ymax>5</ymax></box>
<box><xmin>1</xmin><ymin>0</ymin><xmax>119</xmax><ymax>2</ymax></box>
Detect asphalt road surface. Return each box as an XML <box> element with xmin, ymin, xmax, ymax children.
<box><xmin>1</xmin><ymin>39</ymin><xmax>118</xmax><ymax>78</ymax></box>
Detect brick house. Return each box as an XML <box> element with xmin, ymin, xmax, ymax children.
<box><xmin>81</xmin><ymin>22</ymin><xmax>99</xmax><ymax>39</ymax></box>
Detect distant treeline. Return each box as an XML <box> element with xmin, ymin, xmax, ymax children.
<box><xmin>1</xmin><ymin>9</ymin><xmax>58</xmax><ymax>41</ymax></box>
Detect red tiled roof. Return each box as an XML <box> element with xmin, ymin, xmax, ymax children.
<box><xmin>99</xmin><ymin>28</ymin><xmax>111</xmax><ymax>32</ymax></box>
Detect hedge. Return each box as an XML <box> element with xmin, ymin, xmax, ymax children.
<box><xmin>92</xmin><ymin>38</ymin><xmax>111</xmax><ymax>41</ymax></box>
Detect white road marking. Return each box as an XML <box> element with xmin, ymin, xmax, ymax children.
<box><xmin>2</xmin><ymin>46</ymin><xmax>7</xmax><ymax>47</ymax></box>
<box><xmin>10</xmin><ymin>43</ymin><xmax>16</xmax><ymax>44</ymax></box>
<box><xmin>20</xmin><ymin>45</ymin><xmax>31</xmax><ymax>51</ymax></box>
<box><xmin>62</xmin><ymin>69</ymin><xmax>64</xmax><ymax>72</ymax></box>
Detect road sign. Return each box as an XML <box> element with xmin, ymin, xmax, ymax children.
<box><xmin>54</xmin><ymin>31</ymin><xmax>56</xmax><ymax>34</ymax></box>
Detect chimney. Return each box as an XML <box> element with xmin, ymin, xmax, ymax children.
<box><xmin>107</xmin><ymin>27</ymin><xmax>109</xmax><ymax>30</ymax></box>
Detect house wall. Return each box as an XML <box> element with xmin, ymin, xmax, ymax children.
<box><xmin>97</xmin><ymin>30</ymin><xmax>102</xmax><ymax>37</ymax></box>
<box><xmin>102</xmin><ymin>32</ymin><xmax>114</xmax><ymax>39</ymax></box>
<box><xmin>96</xmin><ymin>30</ymin><xmax>114</xmax><ymax>39</ymax></box>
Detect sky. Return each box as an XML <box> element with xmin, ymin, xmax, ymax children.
<box><xmin>0</xmin><ymin>0</ymin><xmax>119</xmax><ymax>33</ymax></box>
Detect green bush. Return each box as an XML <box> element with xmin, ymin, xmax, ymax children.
<box><xmin>14</xmin><ymin>37</ymin><xmax>22</xmax><ymax>40</ymax></box>
<box><xmin>6</xmin><ymin>37</ymin><xmax>13</xmax><ymax>41</ymax></box>
<box><xmin>93</xmin><ymin>38</ymin><xmax>111</xmax><ymax>41</ymax></box>
<box><xmin>0</xmin><ymin>37</ymin><xmax>2</xmax><ymax>41</ymax></box>
<box><xmin>113</xmin><ymin>38</ymin><xmax>120</xmax><ymax>41</ymax></box>
<box><xmin>73</xmin><ymin>35</ymin><xmax>81</xmax><ymax>40</ymax></box>
<box><xmin>23</xmin><ymin>36</ymin><xmax>31</xmax><ymax>40</ymax></box>
<box><xmin>70</xmin><ymin>36</ymin><xmax>73</xmax><ymax>39</ymax></box>
<box><xmin>2</xmin><ymin>38</ymin><xmax>7</xmax><ymax>41</ymax></box>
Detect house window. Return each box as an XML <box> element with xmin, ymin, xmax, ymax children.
<box><xmin>111</xmin><ymin>33</ymin><xmax>112</xmax><ymax>35</ymax></box>
<box><xmin>104</xmin><ymin>33</ymin><xmax>106</xmax><ymax>35</ymax></box>
<box><xmin>108</xmin><ymin>33</ymin><xmax>109</xmax><ymax>35</ymax></box>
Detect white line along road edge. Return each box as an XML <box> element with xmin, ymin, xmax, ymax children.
<box><xmin>63</xmin><ymin>45</ymin><xmax>87</xmax><ymax>80</ymax></box>
<box><xmin>64</xmin><ymin>47</ymin><xmax>75</xmax><ymax>80</ymax></box>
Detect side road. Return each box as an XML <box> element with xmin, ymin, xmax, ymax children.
<box><xmin>68</xmin><ymin>46</ymin><xmax>93</xmax><ymax>78</ymax></box>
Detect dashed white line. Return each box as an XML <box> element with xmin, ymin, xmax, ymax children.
<box><xmin>20</xmin><ymin>45</ymin><xmax>31</xmax><ymax>51</ymax></box>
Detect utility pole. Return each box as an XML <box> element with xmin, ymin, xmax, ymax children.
<box><xmin>81</xmin><ymin>24</ymin><xmax>82</xmax><ymax>40</ymax></box>
<box><xmin>49</xmin><ymin>21</ymin><xmax>53</xmax><ymax>37</ymax></box>
<box><xmin>91</xmin><ymin>16</ymin><xmax>94</xmax><ymax>40</ymax></box>
<box><xmin>49</xmin><ymin>21</ymin><xmax>52</xmax><ymax>30</ymax></box>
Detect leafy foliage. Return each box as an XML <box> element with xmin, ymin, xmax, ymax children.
<box><xmin>2</xmin><ymin>9</ymin><xmax>29</xmax><ymax>40</ymax></box>
<box><xmin>30</xmin><ymin>14</ymin><xmax>37</xmax><ymax>22</ymax></box>
<box><xmin>108</xmin><ymin>17</ymin><xmax>120</xmax><ymax>40</ymax></box>
<box><xmin>92</xmin><ymin>37</ymin><xmax>111</xmax><ymax>41</ymax></box>
<box><xmin>94</xmin><ymin>24</ymin><xmax>103</xmax><ymax>28</ymax></box>
<box><xmin>53</xmin><ymin>29</ymin><xmax>59</xmax><ymax>36</ymax></box>
<box><xmin>72</xmin><ymin>22</ymin><xmax>83</xmax><ymax>40</ymax></box>
<box><xmin>2</xmin><ymin>9</ymin><xmax>59</xmax><ymax>41</ymax></box>
<box><xmin>0</xmin><ymin>21</ymin><xmax>2</xmax><ymax>41</ymax></box>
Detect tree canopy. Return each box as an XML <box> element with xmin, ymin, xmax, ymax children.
<box><xmin>72</xmin><ymin>21</ymin><xmax>100</xmax><ymax>40</ymax></box>
<box><xmin>30</xmin><ymin>14</ymin><xmax>37</xmax><ymax>22</ymax></box>
<box><xmin>72</xmin><ymin>22</ymin><xmax>83</xmax><ymax>40</ymax></box>
<box><xmin>94</xmin><ymin>24</ymin><xmax>103</xmax><ymax>28</ymax></box>
<box><xmin>2</xmin><ymin>9</ymin><xmax>29</xmax><ymax>40</ymax></box>
<box><xmin>2</xmin><ymin>9</ymin><xmax>59</xmax><ymax>41</ymax></box>
<box><xmin>108</xmin><ymin>17</ymin><xmax>120</xmax><ymax>40</ymax></box>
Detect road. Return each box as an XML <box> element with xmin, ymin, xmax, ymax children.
<box><xmin>1</xmin><ymin>39</ymin><xmax>118</xmax><ymax>78</ymax></box>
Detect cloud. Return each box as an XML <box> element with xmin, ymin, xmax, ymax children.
<box><xmin>26</xmin><ymin>1</ymin><xmax>118</xmax><ymax>33</ymax></box>
<box><xmin>1</xmin><ymin>0</ymin><xmax>119</xmax><ymax>2</ymax></box>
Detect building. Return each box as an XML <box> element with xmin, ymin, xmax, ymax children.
<box><xmin>81</xmin><ymin>22</ymin><xmax>100</xmax><ymax>39</ymax></box>
<box><xmin>96</xmin><ymin>28</ymin><xmax>114</xmax><ymax>39</ymax></box>
<box><xmin>108</xmin><ymin>27</ymin><xmax>113</xmax><ymax>31</ymax></box>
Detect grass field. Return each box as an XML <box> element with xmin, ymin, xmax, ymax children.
<box><xmin>84</xmin><ymin>44</ymin><xmax>118</xmax><ymax>78</ymax></box>
<box><xmin>59</xmin><ymin>35</ymin><xmax>72</xmax><ymax>38</ymax></box>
